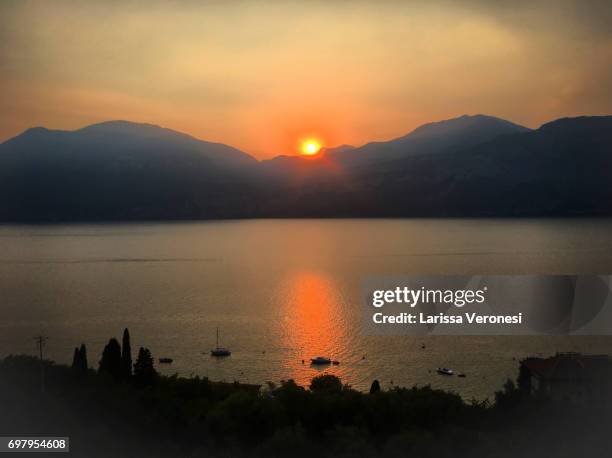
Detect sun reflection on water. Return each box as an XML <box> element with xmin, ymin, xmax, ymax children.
<box><xmin>277</xmin><ymin>271</ymin><xmax>350</xmax><ymax>386</ymax></box>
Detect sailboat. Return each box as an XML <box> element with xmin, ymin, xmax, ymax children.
<box><xmin>210</xmin><ymin>327</ymin><xmax>231</xmax><ymax>357</ymax></box>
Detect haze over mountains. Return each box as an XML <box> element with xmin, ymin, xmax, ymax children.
<box><xmin>1</xmin><ymin>115</ymin><xmax>611</xmax><ymax>221</ymax></box>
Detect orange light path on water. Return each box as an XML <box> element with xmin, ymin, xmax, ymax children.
<box><xmin>278</xmin><ymin>271</ymin><xmax>349</xmax><ymax>386</ymax></box>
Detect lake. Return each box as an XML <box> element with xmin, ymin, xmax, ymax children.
<box><xmin>2</xmin><ymin>218</ymin><xmax>612</xmax><ymax>400</ymax></box>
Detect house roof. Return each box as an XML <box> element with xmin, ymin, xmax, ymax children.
<box><xmin>522</xmin><ymin>353</ymin><xmax>612</xmax><ymax>380</ymax></box>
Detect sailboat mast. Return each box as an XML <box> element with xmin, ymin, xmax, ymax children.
<box><xmin>216</xmin><ymin>327</ymin><xmax>219</xmax><ymax>348</ymax></box>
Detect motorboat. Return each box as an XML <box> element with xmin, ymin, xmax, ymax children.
<box><xmin>437</xmin><ymin>367</ymin><xmax>454</xmax><ymax>376</ymax></box>
<box><xmin>159</xmin><ymin>357</ymin><xmax>173</xmax><ymax>364</ymax></box>
<box><xmin>211</xmin><ymin>327</ymin><xmax>231</xmax><ymax>357</ymax></box>
<box><xmin>310</xmin><ymin>356</ymin><xmax>332</xmax><ymax>365</ymax></box>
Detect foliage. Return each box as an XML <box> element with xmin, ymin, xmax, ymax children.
<box><xmin>133</xmin><ymin>347</ymin><xmax>157</xmax><ymax>387</ymax></box>
<box><xmin>121</xmin><ymin>328</ymin><xmax>132</xmax><ymax>380</ymax></box>
<box><xmin>71</xmin><ymin>344</ymin><xmax>88</xmax><ymax>376</ymax></box>
<box><xmin>99</xmin><ymin>338</ymin><xmax>122</xmax><ymax>381</ymax></box>
<box><xmin>309</xmin><ymin>374</ymin><xmax>343</xmax><ymax>395</ymax></box>
<box><xmin>494</xmin><ymin>379</ymin><xmax>523</xmax><ymax>410</ymax></box>
<box><xmin>2</xmin><ymin>343</ymin><xmax>610</xmax><ymax>457</ymax></box>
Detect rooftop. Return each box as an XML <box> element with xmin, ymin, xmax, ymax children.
<box><xmin>522</xmin><ymin>352</ymin><xmax>612</xmax><ymax>380</ymax></box>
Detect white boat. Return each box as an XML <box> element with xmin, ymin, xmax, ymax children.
<box><xmin>310</xmin><ymin>356</ymin><xmax>332</xmax><ymax>365</ymax></box>
<box><xmin>437</xmin><ymin>367</ymin><xmax>454</xmax><ymax>376</ymax></box>
<box><xmin>211</xmin><ymin>327</ymin><xmax>231</xmax><ymax>357</ymax></box>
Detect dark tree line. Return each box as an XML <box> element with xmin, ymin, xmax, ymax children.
<box><xmin>3</xmin><ymin>343</ymin><xmax>609</xmax><ymax>457</ymax></box>
<box><xmin>74</xmin><ymin>328</ymin><xmax>157</xmax><ymax>386</ymax></box>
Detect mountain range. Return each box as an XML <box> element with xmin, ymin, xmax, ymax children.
<box><xmin>1</xmin><ymin>114</ymin><xmax>611</xmax><ymax>221</ymax></box>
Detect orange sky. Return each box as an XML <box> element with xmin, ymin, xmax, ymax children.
<box><xmin>1</xmin><ymin>1</ymin><xmax>611</xmax><ymax>159</ymax></box>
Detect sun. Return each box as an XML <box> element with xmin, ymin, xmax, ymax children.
<box><xmin>301</xmin><ymin>139</ymin><xmax>322</xmax><ymax>156</ymax></box>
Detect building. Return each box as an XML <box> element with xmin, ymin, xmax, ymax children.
<box><xmin>520</xmin><ymin>352</ymin><xmax>612</xmax><ymax>407</ymax></box>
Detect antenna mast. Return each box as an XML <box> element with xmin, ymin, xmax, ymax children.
<box><xmin>34</xmin><ymin>335</ymin><xmax>48</xmax><ymax>393</ymax></box>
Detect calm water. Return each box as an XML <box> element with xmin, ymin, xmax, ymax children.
<box><xmin>2</xmin><ymin>219</ymin><xmax>612</xmax><ymax>400</ymax></box>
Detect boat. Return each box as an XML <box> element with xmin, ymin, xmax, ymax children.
<box><xmin>159</xmin><ymin>357</ymin><xmax>173</xmax><ymax>364</ymax></box>
<box><xmin>332</xmin><ymin>360</ymin><xmax>340</xmax><ymax>365</ymax></box>
<box><xmin>437</xmin><ymin>367</ymin><xmax>454</xmax><ymax>376</ymax></box>
<box><xmin>211</xmin><ymin>347</ymin><xmax>231</xmax><ymax>357</ymax></box>
<box><xmin>457</xmin><ymin>373</ymin><xmax>466</xmax><ymax>378</ymax></box>
<box><xmin>211</xmin><ymin>327</ymin><xmax>231</xmax><ymax>357</ymax></box>
<box><xmin>310</xmin><ymin>356</ymin><xmax>332</xmax><ymax>365</ymax></box>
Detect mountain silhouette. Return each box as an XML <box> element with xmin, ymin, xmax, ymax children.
<box><xmin>0</xmin><ymin>121</ymin><xmax>258</xmax><ymax>221</ymax></box>
<box><xmin>259</xmin><ymin>115</ymin><xmax>530</xmax><ymax>181</ymax></box>
<box><xmin>0</xmin><ymin>115</ymin><xmax>610</xmax><ymax>221</ymax></box>
<box><xmin>329</xmin><ymin>114</ymin><xmax>530</xmax><ymax>167</ymax></box>
<box><xmin>323</xmin><ymin>144</ymin><xmax>355</xmax><ymax>155</ymax></box>
<box><xmin>4</xmin><ymin>120</ymin><xmax>256</xmax><ymax>168</ymax></box>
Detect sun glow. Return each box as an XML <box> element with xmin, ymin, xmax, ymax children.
<box><xmin>301</xmin><ymin>139</ymin><xmax>322</xmax><ymax>156</ymax></box>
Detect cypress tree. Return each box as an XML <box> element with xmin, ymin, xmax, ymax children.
<box><xmin>121</xmin><ymin>328</ymin><xmax>132</xmax><ymax>380</ymax></box>
<box><xmin>71</xmin><ymin>347</ymin><xmax>79</xmax><ymax>370</ymax></box>
<box><xmin>369</xmin><ymin>379</ymin><xmax>381</xmax><ymax>394</ymax></box>
<box><xmin>99</xmin><ymin>338</ymin><xmax>122</xmax><ymax>381</ymax></box>
<box><xmin>78</xmin><ymin>343</ymin><xmax>88</xmax><ymax>373</ymax></box>
<box><xmin>133</xmin><ymin>347</ymin><xmax>157</xmax><ymax>386</ymax></box>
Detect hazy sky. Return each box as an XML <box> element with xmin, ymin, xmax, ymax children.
<box><xmin>1</xmin><ymin>0</ymin><xmax>611</xmax><ymax>159</ymax></box>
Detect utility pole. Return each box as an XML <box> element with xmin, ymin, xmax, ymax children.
<box><xmin>34</xmin><ymin>335</ymin><xmax>48</xmax><ymax>393</ymax></box>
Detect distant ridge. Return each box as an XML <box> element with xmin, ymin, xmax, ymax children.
<box><xmin>1</xmin><ymin>115</ymin><xmax>611</xmax><ymax>221</ymax></box>
<box><xmin>407</xmin><ymin>114</ymin><xmax>528</xmax><ymax>139</ymax></box>
<box><xmin>322</xmin><ymin>144</ymin><xmax>355</xmax><ymax>155</ymax></box>
<box><xmin>538</xmin><ymin>115</ymin><xmax>612</xmax><ymax>133</ymax></box>
<box><xmin>326</xmin><ymin>114</ymin><xmax>531</xmax><ymax>167</ymax></box>
<box><xmin>4</xmin><ymin>120</ymin><xmax>257</xmax><ymax>168</ymax></box>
